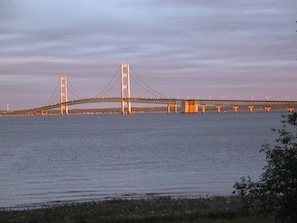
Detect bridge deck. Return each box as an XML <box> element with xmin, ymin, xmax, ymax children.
<box><xmin>3</xmin><ymin>98</ymin><xmax>297</xmax><ymax>115</ymax></box>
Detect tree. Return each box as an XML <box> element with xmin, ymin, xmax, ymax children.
<box><xmin>233</xmin><ymin>112</ymin><xmax>297</xmax><ymax>222</ymax></box>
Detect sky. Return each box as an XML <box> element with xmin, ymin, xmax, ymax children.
<box><xmin>0</xmin><ymin>0</ymin><xmax>296</xmax><ymax>110</ymax></box>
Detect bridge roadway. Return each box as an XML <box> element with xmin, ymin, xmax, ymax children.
<box><xmin>4</xmin><ymin>97</ymin><xmax>297</xmax><ymax>115</ymax></box>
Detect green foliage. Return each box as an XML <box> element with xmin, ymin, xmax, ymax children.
<box><xmin>233</xmin><ymin>112</ymin><xmax>297</xmax><ymax>223</ymax></box>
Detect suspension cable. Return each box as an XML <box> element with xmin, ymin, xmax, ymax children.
<box><xmin>130</xmin><ymin>65</ymin><xmax>172</xmax><ymax>99</ymax></box>
<box><xmin>68</xmin><ymin>81</ymin><xmax>87</xmax><ymax>99</ymax></box>
<box><xmin>99</xmin><ymin>75</ymin><xmax>121</xmax><ymax>97</ymax></box>
<box><xmin>43</xmin><ymin>79</ymin><xmax>60</xmax><ymax>106</ymax></box>
<box><xmin>130</xmin><ymin>75</ymin><xmax>162</xmax><ymax>98</ymax></box>
<box><xmin>44</xmin><ymin>64</ymin><xmax>171</xmax><ymax>106</ymax></box>
<box><xmin>93</xmin><ymin>65</ymin><xmax>121</xmax><ymax>98</ymax></box>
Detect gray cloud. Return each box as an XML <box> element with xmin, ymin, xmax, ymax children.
<box><xmin>0</xmin><ymin>0</ymin><xmax>296</xmax><ymax>109</ymax></box>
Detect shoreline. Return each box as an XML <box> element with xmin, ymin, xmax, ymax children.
<box><xmin>0</xmin><ymin>196</ymin><xmax>273</xmax><ymax>223</ymax></box>
<box><xmin>1</xmin><ymin>192</ymin><xmax>224</xmax><ymax>211</ymax></box>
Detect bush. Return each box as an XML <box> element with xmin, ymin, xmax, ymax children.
<box><xmin>233</xmin><ymin>112</ymin><xmax>297</xmax><ymax>222</ymax></box>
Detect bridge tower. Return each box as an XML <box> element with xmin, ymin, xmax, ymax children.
<box><xmin>60</xmin><ymin>76</ymin><xmax>69</xmax><ymax>115</ymax></box>
<box><xmin>121</xmin><ymin>63</ymin><xmax>132</xmax><ymax>114</ymax></box>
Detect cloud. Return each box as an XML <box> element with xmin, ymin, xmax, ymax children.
<box><xmin>0</xmin><ymin>0</ymin><xmax>296</xmax><ymax>109</ymax></box>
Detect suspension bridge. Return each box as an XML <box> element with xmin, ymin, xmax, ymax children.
<box><xmin>2</xmin><ymin>63</ymin><xmax>297</xmax><ymax>116</ymax></box>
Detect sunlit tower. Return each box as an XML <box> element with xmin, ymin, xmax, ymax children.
<box><xmin>60</xmin><ymin>76</ymin><xmax>69</xmax><ymax>115</ymax></box>
<box><xmin>121</xmin><ymin>63</ymin><xmax>131</xmax><ymax>114</ymax></box>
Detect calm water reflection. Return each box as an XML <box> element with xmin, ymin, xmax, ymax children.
<box><xmin>0</xmin><ymin>111</ymin><xmax>283</xmax><ymax>207</ymax></box>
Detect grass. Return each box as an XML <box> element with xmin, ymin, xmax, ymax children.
<box><xmin>0</xmin><ymin>196</ymin><xmax>273</xmax><ymax>223</ymax></box>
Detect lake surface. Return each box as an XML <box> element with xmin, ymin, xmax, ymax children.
<box><xmin>0</xmin><ymin>111</ymin><xmax>285</xmax><ymax>208</ymax></box>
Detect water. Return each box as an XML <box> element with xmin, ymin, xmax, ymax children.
<box><xmin>0</xmin><ymin>111</ymin><xmax>284</xmax><ymax>208</ymax></box>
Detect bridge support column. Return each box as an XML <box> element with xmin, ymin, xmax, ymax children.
<box><xmin>216</xmin><ymin>105</ymin><xmax>221</xmax><ymax>113</ymax></box>
<box><xmin>42</xmin><ymin>110</ymin><xmax>48</xmax><ymax>116</ymax></box>
<box><xmin>167</xmin><ymin>104</ymin><xmax>178</xmax><ymax>114</ymax></box>
<box><xmin>287</xmin><ymin>107</ymin><xmax>294</xmax><ymax>113</ymax></box>
<box><xmin>35</xmin><ymin>109</ymin><xmax>48</xmax><ymax>116</ymax></box>
<box><xmin>233</xmin><ymin>106</ymin><xmax>239</xmax><ymax>113</ymax></box>
<box><xmin>60</xmin><ymin>76</ymin><xmax>69</xmax><ymax>115</ymax></box>
<box><xmin>265</xmin><ymin>107</ymin><xmax>271</xmax><ymax>113</ymax></box>
<box><xmin>121</xmin><ymin>63</ymin><xmax>132</xmax><ymax>115</ymax></box>
<box><xmin>248</xmin><ymin>106</ymin><xmax>254</xmax><ymax>113</ymax></box>
<box><xmin>201</xmin><ymin>105</ymin><xmax>206</xmax><ymax>114</ymax></box>
<box><xmin>26</xmin><ymin>111</ymin><xmax>34</xmax><ymax>116</ymax></box>
<box><xmin>182</xmin><ymin>100</ymin><xmax>198</xmax><ymax>113</ymax></box>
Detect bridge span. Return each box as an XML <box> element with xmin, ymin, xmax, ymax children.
<box><xmin>3</xmin><ymin>97</ymin><xmax>297</xmax><ymax>116</ymax></box>
<box><xmin>1</xmin><ymin>63</ymin><xmax>297</xmax><ymax>116</ymax></box>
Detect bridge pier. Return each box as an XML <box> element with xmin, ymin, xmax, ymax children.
<box><xmin>182</xmin><ymin>100</ymin><xmax>198</xmax><ymax>113</ymax></box>
<box><xmin>233</xmin><ymin>105</ymin><xmax>239</xmax><ymax>113</ymax></box>
<box><xmin>35</xmin><ymin>109</ymin><xmax>48</xmax><ymax>116</ymax></box>
<box><xmin>248</xmin><ymin>105</ymin><xmax>254</xmax><ymax>113</ymax></box>
<box><xmin>121</xmin><ymin>99</ymin><xmax>132</xmax><ymax>115</ymax></box>
<box><xmin>216</xmin><ymin>105</ymin><xmax>221</xmax><ymax>113</ymax></box>
<box><xmin>26</xmin><ymin>111</ymin><xmax>34</xmax><ymax>116</ymax></box>
<box><xmin>201</xmin><ymin>105</ymin><xmax>206</xmax><ymax>114</ymax></box>
<box><xmin>167</xmin><ymin>104</ymin><xmax>178</xmax><ymax>114</ymax></box>
<box><xmin>265</xmin><ymin>106</ymin><xmax>271</xmax><ymax>113</ymax></box>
